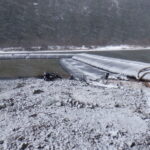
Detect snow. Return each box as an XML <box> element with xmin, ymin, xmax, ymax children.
<box><xmin>73</xmin><ymin>53</ymin><xmax>150</xmax><ymax>81</ymax></box>
<box><xmin>0</xmin><ymin>45</ymin><xmax>150</xmax><ymax>53</ymax></box>
<box><xmin>92</xmin><ymin>45</ymin><xmax>150</xmax><ymax>51</ymax></box>
<box><xmin>60</xmin><ymin>58</ymin><xmax>128</xmax><ymax>82</ymax></box>
<box><xmin>33</xmin><ymin>2</ymin><xmax>38</xmax><ymax>6</ymax></box>
<box><xmin>0</xmin><ymin>53</ymin><xmax>73</xmax><ymax>59</ymax></box>
<box><xmin>60</xmin><ymin>58</ymin><xmax>108</xmax><ymax>80</ymax></box>
<box><xmin>143</xmin><ymin>88</ymin><xmax>150</xmax><ymax>108</ymax></box>
<box><xmin>0</xmin><ymin>78</ymin><xmax>150</xmax><ymax>150</ymax></box>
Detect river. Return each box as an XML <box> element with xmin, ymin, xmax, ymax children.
<box><xmin>0</xmin><ymin>50</ymin><xmax>150</xmax><ymax>78</ymax></box>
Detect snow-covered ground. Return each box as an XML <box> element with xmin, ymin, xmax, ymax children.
<box><xmin>0</xmin><ymin>45</ymin><xmax>150</xmax><ymax>53</ymax></box>
<box><xmin>0</xmin><ymin>78</ymin><xmax>150</xmax><ymax>150</ymax></box>
<box><xmin>1</xmin><ymin>45</ymin><xmax>150</xmax><ymax>60</ymax></box>
<box><xmin>0</xmin><ymin>53</ymin><xmax>73</xmax><ymax>59</ymax></box>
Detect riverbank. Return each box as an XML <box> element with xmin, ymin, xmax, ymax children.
<box><xmin>0</xmin><ymin>45</ymin><xmax>150</xmax><ymax>53</ymax></box>
<box><xmin>0</xmin><ymin>78</ymin><xmax>150</xmax><ymax>150</ymax></box>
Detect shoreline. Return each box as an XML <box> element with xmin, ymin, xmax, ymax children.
<box><xmin>1</xmin><ymin>45</ymin><xmax>150</xmax><ymax>54</ymax></box>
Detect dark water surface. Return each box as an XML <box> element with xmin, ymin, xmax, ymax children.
<box><xmin>0</xmin><ymin>50</ymin><xmax>150</xmax><ymax>78</ymax></box>
<box><xmin>0</xmin><ymin>59</ymin><xmax>68</xmax><ymax>78</ymax></box>
<box><xmin>90</xmin><ymin>50</ymin><xmax>150</xmax><ymax>63</ymax></box>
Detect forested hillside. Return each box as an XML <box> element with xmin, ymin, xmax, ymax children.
<box><xmin>0</xmin><ymin>0</ymin><xmax>150</xmax><ymax>47</ymax></box>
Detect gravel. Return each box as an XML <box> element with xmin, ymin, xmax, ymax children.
<box><xmin>0</xmin><ymin>78</ymin><xmax>150</xmax><ymax>150</ymax></box>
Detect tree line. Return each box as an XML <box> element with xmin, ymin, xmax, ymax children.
<box><xmin>0</xmin><ymin>0</ymin><xmax>150</xmax><ymax>47</ymax></box>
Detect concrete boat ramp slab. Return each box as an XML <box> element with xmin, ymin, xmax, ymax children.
<box><xmin>60</xmin><ymin>58</ymin><xmax>109</xmax><ymax>80</ymax></box>
<box><xmin>61</xmin><ymin>53</ymin><xmax>150</xmax><ymax>81</ymax></box>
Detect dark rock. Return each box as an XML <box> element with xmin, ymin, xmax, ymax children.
<box><xmin>94</xmin><ymin>134</ymin><xmax>102</xmax><ymax>139</ymax></box>
<box><xmin>69</xmin><ymin>74</ymin><xmax>75</xmax><ymax>80</ymax></box>
<box><xmin>105</xmin><ymin>73</ymin><xmax>110</xmax><ymax>80</ymax></box>
<box><xmin>130</xmin><ymin>142</ymin><xmax>136</xmax><ymax>147</ymax></box>
<box><xmin>8</xmin><ymin>98</ymin><xmax>14</xmax><ymax>106</ymax></box>
<box><xmin>43</xmin><ymin>72</ymin><xmax>62</xmax><ymax>81</ymax></box>
<box><xmin>0</xmin><ymin>103</ymin><xmax>6</xmax><ymax>110</ymax></box>
<box><xmin>38</xmin><ymin>144</ymin><xmax>45</xmax><ymax>149</ymax></box>
<box><xmin>0</xmin><ymin>140</ymin><xmax>4</xmax><ymax>144</ymax></box>
<box><xmin>47</xmin><ymin>133</ymin><xmax>52</xmax><ymax>138</ymax></box>
<box><xmin>114</xmin><ymin>103</ymin><xmax>120</xmax><ymax>108</ymax></box>
<box><xmin>13</xmin><ymin>127</ymin><xmax>20</xmax><ymax>132</ymax></box>
<box><xmin>29</xmin><ymin>114</ymin><xmax>38</xmax><ymax>118</ymax></box>
<box><xmin>20</xmin><ymin>143</ymin><xmax>29</xmax><ymax>150</ymax></box>
<box><xmin>18</xmin><ymin>136</ymin><xmax>25</xmax><ymax>141</ymax></box>
<box><xmin>33</xmin><ymin>89</ymin><xmax>44</xmax><ymax>95</ymax></box>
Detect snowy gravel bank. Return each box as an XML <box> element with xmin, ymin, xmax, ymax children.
<box><xmin>0</xmin><ymin>79</ymin><xmax>150</xmax><ymax>150</ymax></box>
<box><xmin>0</xmin><ymin>53</ymin><xmax>73</xmax><ymax>60</ymax></box>
<box><xmin>1</xmin><ymin>45</ymin><xmax>150</xmax><ymax>53</ymax></box>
